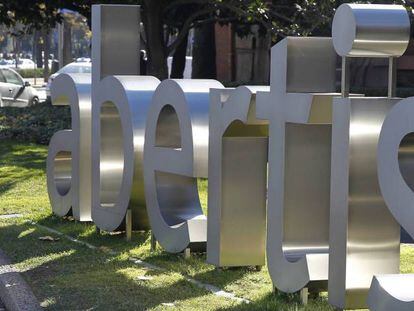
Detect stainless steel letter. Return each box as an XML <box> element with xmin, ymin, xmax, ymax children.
<box><xmin>257</xmin><ymin>37</ymin><xmax>336</xmax><ymax>293</ymax></box>
<box><xmin>328</xmin><ymin>4</ymin><xmax>410</xmax><ymax>309</ymax></box>
<box><xmin>207</xmin><ymin>86</ymin><xmax>269</xmax><ymax>267</ymax></box>
<box><xmin>91</xmin><ymin>5</ymin><xmax>157</xmax><ymax>231</ymax></box>
<box><xmin>367</xmin><ymin>96</ymin><xmax>414</xmax><ymax>310</ymax></box>
<box><xmin>91</xmin><ymin>75</ymin><xmax>159</xmax><ymax>231</ymax></box>
<box><xmin>143</xmin><ymin>79</ymin><xmax>223</xmax><ymax>253</ymax></box>
<box><xmin>47</xmin><ymin>73</ymin><xmax>92</xmax><ymax>221</ymax></box>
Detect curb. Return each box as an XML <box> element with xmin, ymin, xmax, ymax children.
<box><xmin>0</xmin><ymin>249</ymin><xmax>42</xmax><ymax>311</ymax></box>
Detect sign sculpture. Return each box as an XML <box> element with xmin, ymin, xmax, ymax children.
<box><xmin>47</xmin><ymin>73</ymin><xmax>91</xmax><ymax>221</ymax></box>
<box><xmin>46</xmin><ymin>3</ymin><xmax>414</xmax><ymax>310</ymax></box>
<box><xmin>257</xmin><ymin>37</ymin><xmax>335</xmax><ymax>293</ymax></box>
<box><xmin>329</xmin><ymin>4</ymin><xmax>410</xmax><ymax>310</ymax></box>
<box><xmin>90</xmin><ymin>5</ymin><xmax>160</xmax><ymax>231</ymax></box>
<box><xmin>143</xmin><ymin>79</ymin><xmax>223</xmax><ymax>253</ymax></box>
<box><xmin>207</xmin><ymin>86</ymin><xmax>268</xmax><ymax>267</ymax></box>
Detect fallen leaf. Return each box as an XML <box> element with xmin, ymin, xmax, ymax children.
<box><xmin>38</xmin><ymin>236</ymin><xmax>60</xmax><ymax>242</ymax></box>
<box><xmin>137</xmin><ymin>276</ymin><xmax>153</xmax><ymax>281</ymax></box>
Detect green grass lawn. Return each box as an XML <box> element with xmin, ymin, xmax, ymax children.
<box><xmin>0</xmin><ymin>140</ymin><xmax>412</xmax><ymax>310</ymax></box>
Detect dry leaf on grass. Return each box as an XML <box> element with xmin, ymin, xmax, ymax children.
<box><xmin>137</xmin><ymin>276</ymin><xmax>153</xmax><ymax>281</ymax></box>
<box><xmin>38</xmin><ymin>236</ymin><xmax>60</xmax><ymax>242</ymax></box>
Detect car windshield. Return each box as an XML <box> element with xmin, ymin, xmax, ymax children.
<box><xmin>60</xmin><ymin>64</ymin><xmax>91</xmax><ymax>74</ymax></box>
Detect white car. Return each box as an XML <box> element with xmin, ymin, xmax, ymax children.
<box><xmin>0</xmin><ymin>68</ymin><xmax>39</xmax><ymax>107</ymax></box>
<box><xmin>46</xmin><ymin>62</ymin><xmax>92</xmax><ymax>100</ymax></box>
<box><xmin>0</xmin><ymin>59</ymin><xmax>14</xmax><ymax>68</ymax></box>
<box><xmin>16</xmin><ymin>59</ymin><xmax>36</xmax><ymax>69</ymax></box>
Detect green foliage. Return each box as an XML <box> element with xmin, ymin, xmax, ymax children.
<box><xmin>1</xmin><ymin>140</ymin><xmax>414</xmax><ymax>310</ymax></box>
<box><xmin>0</xmin><ymin>103</ymin><xmax>70</xmax><ymax>145</ymax></box>
<box><xmin>15</xmin><ymin>68</ymin><xmax>44</xmax><ymax>78</ymax></box>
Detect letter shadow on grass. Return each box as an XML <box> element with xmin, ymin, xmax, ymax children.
<box><xmin>36</xmin><ymin>213</ymin><xmax>252</xmax><ymax>293</ymax></box>
<box><xmin>0</xmin><ymin>221</ymin><xmax>234</xmax><ymax>310</ymax></box>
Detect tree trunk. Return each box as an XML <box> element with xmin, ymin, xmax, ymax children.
<box><xmin>13</xmin><ymin>36</ymin><xmax>19</xmax><ymax>69</ymax></box>
<box><xmin>192</xmin><ymin>23</ymin><xmax>216</xmax><ymax>79</ymax></box>
<box><xmin>35</xmin><ymin>31</ymin><xmax>43</xmax><ymax>68</ymax></box>
<box><xmin>143</xmin><ymin>0</ymin><xmax>168</xmax><ymax>80</ymax></box>
<box><xmin>170</xmin><ymin>30</ymin><xmax>189</xmax><ymax>78</ymax></box>
<box><xmin>43</xmin><ymin>29</ymin><xmax>50</xmax><ymax>82</ymax></box>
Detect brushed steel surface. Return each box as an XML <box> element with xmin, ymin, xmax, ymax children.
<box><xmin>367</xmin><ymin>96</ymin><xmax>414</xmax><ymax>310</ymax></box>
<box><xmin>91</xmin><ymin>4</ymin><xmax>140</xmax><ymax>83</ymax></box>
<box><xmin>91</xmin><ymin>75</ymin><xmax>160</xmax><ymax>231</ymax></box>
<box><xmin>91</xmin><ymin>5</ymin><xmax>150</xmax><ymax>231</ymax></box>
<box><xmin>256</xmin><ymin>37</ymin><xmax>337</xmax><ymax>293</ymax></box>
<box><xmin>47</xmin><ymin>73</ymin><xmax>92</xmax><ymax>221</ymax></box>
<box><xmin>328</xmin><ymin>97</ymin><xmax>400</xmax><ymax>310</ymax></box>
<box><xmin>207</xmin><ymin>86</ymin><xmax>269</xmax><ymax>267</ymax></box>
<box><xmin>143</xmin><ymin>79</ymin><xmax>224</xmax><ymax>253</ymax></box>
<box><xmin>378</xmin><ymin>96</ymin><xmax>414</xmax><ymax>243</ymax></box>
<box><xmin>332</xmin><ymin>4</ymin><xmax>410</xmax><ymax>57</ymax></box>
<box><xmin>368</xmin><ymin>274</ymin><xmax>414</xmax><ymax>311</ymax></box>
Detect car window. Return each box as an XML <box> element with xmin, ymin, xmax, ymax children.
<box><xmin>0</xmin><ymin>70</ymin><xmax>6</xmax><ymax>83</ymax></box>
<box><xmin>60</xmin><ymin>64</ymin><xmax>91</xmax><ymax>74</ymax></box>
<box><xmin>81</xmin><ymin>66</ymin><xmax>92</xmax><ymax>73</ymax></box>
<box><xmin>2</xmin><ymin>69</ymin><xmax>23</xmax><ymax>85</ymax></box>
<box><xmin>60</xmin><ymin>65</ymin><xmax>77</xmax><ymax>74</ymax></box>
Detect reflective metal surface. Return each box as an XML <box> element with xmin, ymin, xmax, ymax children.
<box><xmin>368</xmin><ymin>96</ymin><xmax>414</xmax><ymax>310</ymax></box>
<box><xmin>91</xmin><ymin>4</ymin><xmax>140</xmax><ymax>84</ymax></box>
<box><xmin>207</xmin><ymin>86</ymin><xmax>269</xmax><ymax>267</ymax></box>
<box><xmin>329</xmin><ymin>4</ymin><xmax>408</xmax><ymax>309</ymax></box>
<box><xmin>378</xmin><ymin>96</ymin><xmax>414</xmax><ymax>243</ymax></box>
<box><xmin>47</xmin><ymin>73</ymin><xmax>92</xmax><ymax>221</ymax></box>
<box><xmin>368</xmin><ymin>274</ymin><xmax>414</xmax><ymax>311</ymax></box>
<box><xmin>257</xmin><ymin>37</ymin><xmax>337</xmax><ymax>293</ymax></box>
<box><xmin>91</xmin><ymin>4</ymin><xmax>147</xmax><ymax>231</ymax></box>
<box><xmin>328</xmin><ymin>97</ymin><xmax>400</xmax><ymax>310</ymax></box>
<box><xmin>332</xmin><ymin>4</ymin><xmax>410</xmax><ymax>57</ymax></box>
<box><xmin>143</xmin><ymin>79</ymin><xmax>224</xmax><ymax>253</ymax></box>
<box><xmin>91</xmin><ymin>75</ymin><xmax>160</xmax><ymax>231</ymax></box>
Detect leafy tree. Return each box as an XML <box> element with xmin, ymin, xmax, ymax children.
<box><xmin>0</xmin><ymin>0</ymin><xmax>409</xmax><ymax>79</ymax></box>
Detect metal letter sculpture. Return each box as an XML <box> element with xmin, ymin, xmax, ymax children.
<box><xmin>91</xmin><ymin>75</ymin><xmax>159</xmax><ymax>231</ymax></box>
<box><xmin>45</xmin><ymin>4</ymin><xmax>414</xmax><ymax>309</ymax></box>
<box><xmin>47</xmin><ymin>73</ymin><xmax>92</xmax><ymax>221</ymax></box>
<box><xmin>90</xmin><ymin>5</ymin><xmax>158</xmax><ymax>231</ymax></box>
<box><xmin>367</xmin><ymin>96</ymin><xmax>414</xmax><ymax>310</ymax></box>
<box><xmin>143</xmin><ymin>79</ymin><xmax>223</xmax><ymax>253</ymax></box>
<box><xmin>207</xmin><ymin>86</ymin><xmax>269</xmax><ymax>267</ymax></box>
<box><xmin>328</xmin><ymin>4</ymin><xmax>410</xmax><ymax>309</ymax></box>
<box><xmin>256</xmin><ymin>37</ymin><xmax>336</xmax><ymax>293</ymax></box>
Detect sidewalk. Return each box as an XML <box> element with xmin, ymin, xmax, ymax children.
<box><xmin>0</xmin><ymin>249</ymin><xmax>41</xmax><ymax>311</ymax></box>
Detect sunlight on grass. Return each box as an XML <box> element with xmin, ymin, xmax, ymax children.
<box><xmin>17</xmin><ymin>227</ymin><xmax>35</xmax><ymax>238</ymax></box>
<box><xmin>15</xmin><ymin>250</ymin><xmax>76</xmax><ymax>272</ymax></box>
<box><xmin>198</xmin><ymin>178</ymin><xmax>208</xmax><ymax>215</ymax></box>
<box><xmin>0</xmin><ymin>140</ymin><xmax>412</xmax><ymax>310</ymax></box>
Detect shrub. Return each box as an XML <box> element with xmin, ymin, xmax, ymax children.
<box><xmin>0</xmin><ymin>102</ymin><xmax>71</xmax><ymax>145</ymax></box>
<box><xmin>16</xmin><ymin>68</ymin><xmax>44</xmax><ymax>79</ymax></box>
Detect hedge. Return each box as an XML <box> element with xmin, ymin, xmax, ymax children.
<box><xmin>16</xmin><ymin>68</ymin><xmax>45</xmax><ymax>79</ymax></box>
<box><xmin>0</xmin><ymin>102</ymin><xmax>71</xmax><ymax>145</ymax></box>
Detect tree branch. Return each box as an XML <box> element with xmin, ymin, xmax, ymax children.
<box><xmin>167</xmin><ymin>6</ymin><xmax>216</xmax><ymax>54</ymax></box>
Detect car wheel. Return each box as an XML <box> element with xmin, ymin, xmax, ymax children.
<box><xmin>29</xmin><ymin>96</ymin><xmax>39</xmax><ymax>106</ymax></box>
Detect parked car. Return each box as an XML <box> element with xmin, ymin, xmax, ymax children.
<box><xmin>0</xmin><ymin>59</ymin><xmax>14</xmax><ymax>68</ymax></box>
<box><xmin>46</xmin><ymin>62</ymin><xmax>92</xmax><ymax>100</ymax></box>
<box><xmin>0</xmin><ymin>58</ymin><xmax>36</xmax><ymax>69</ymax></box>
<box><xmin>0</xmin><ymin>68</ymin><xmax>39</xmax><ymax>107</ymax></box>
<box><xmin>76</xmin><ymin>57</ymin><xmax>91</xmax><ymax>63</ymax></box>
<box><xmin>16</xmin><ymin>59</ymin><xmax>36</xmax><ymax>69</ymax></box>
